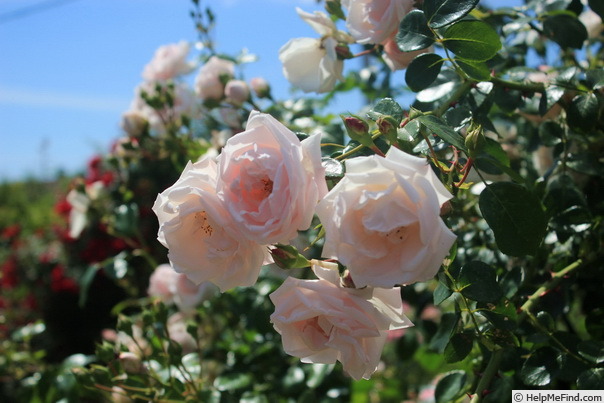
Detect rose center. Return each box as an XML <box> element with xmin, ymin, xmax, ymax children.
<box><xmin>297</xmin><ymin>316</ymin><xmax>332</xmax><ymax>350</ymax></box>
<box><xmin>193</xmin><ymin>211</ymin><xmax>213</xmax><ymax>237</ymax></box>
<box><xmin>383</xmin><ymin>226</ymin><xmax>407</xmax><ymax>243</ymax></box>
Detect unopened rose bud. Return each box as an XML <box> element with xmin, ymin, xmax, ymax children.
<box><xmin>340</xmin><ymin>269</ymin><xmax>357</xmax><ymax>288</ymax></box>
<box><xmin>464</xmin><ymin>124</ymin><xmax>486</xmax><ymax>158</ymax></box>
<box><xmin>440</xmin><ymin>201</ymin><xmax>452</xmax><ymax>216</ymax></box>
<box><xmin>119</xmin><ymin>352</ymin><xmax>145</xmax><ymax>374</ymax></box>
<box><xmin>269</xmin><ymin>244</ymin><xmax>311</xmax><ymax>270</ymax></box>
<box><xmin>250</xmin><ymin>77</ymin><xmax>271</xmax><ymax>98</ymax></box>
<box><xmin>335</xmin><ymin>43</ymin><xmax>354</xmax><ymax>60</ymax></box>
<box><xmin>342</xmin><ymin>114</ymin><xmax>373</xmax><ymax>147</ymax></box>
<box><xmin>120</xmin><ymin>111</ymin><xmax>147</xmax><ymax>138</ymax></box>
<box><xmin>376</xmin><ymin>115</ymin><xmax>399</xmax><ymax>144</ymax></box>
<box><xmin>225</xmin><ymin>80</ymin><xmax>250</xmax><ymax>105</ymax></box>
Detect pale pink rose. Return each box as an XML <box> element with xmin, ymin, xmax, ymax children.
<box><xmin>217</xmin><ymin>111</ymin><xmax>328</xmax><ymax>244</ymax></box>
<box><xmin>316</xmin><ymin>147</ymin><xmax>457</xmax><ymax>288</ymax></box>
<box><xmin>342</xmin><ymin>0</ymin><xmax>414</xmax><ymax>45</ymax></box>
<box><xmin>270</xmin><ymin>260</ymin><xmax>412</xmax><ymax>380</ymax></box>
<box><xmin>224</xmin><ymin>80</ymin><xmax>250</xmax><ymax>105</ymax></box>
<box><xmin>250</xmin><ymin>77</ymin><xmax>270</xmax><ymax>98</ymax></box>
<box><xmin>381</xmin><ymin>35</ymin><xmax>429</xmax><ymax>71</ymax></box>
<box><xmin>142</xmin><ymin>41</ymin><xmax>192</xmax><ymax>81</ymax></box>
<box><xmin>579</xmin><ymin>8</ymin><xmax>603</xmax><ymax>38</ymax></box>
<box><xmin>147</xmin><ymin>264</ymin><xmax>218</xmax><ymax>311</ymax></box>
<box><xmin>194</xmin><ymin>56</ymin><xmax>235</xmax><ymax>101</ymax></box>
<box><xmin>118</xmin><ymin>352</ymin><xmax>145</xmax><ymax>374</ymax></box>
<box><xmin>167</xmin><ymin>312</ymin><xmax>198</xmax><ymax>354</ymax></box>
<box><xmin>152</xmin><ymin>157</ymin><xmax>269</xmax><ymax>292</ymax></box>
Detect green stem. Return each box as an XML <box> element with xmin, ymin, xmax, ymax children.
<box><xmin>335</xmin><ymin>132</ymin><xmax>383</xmax><ymax>161</ymax></box>
<box><xmin>490</xmin><ymin>76</ymin><xmax>545</xmax><ymax>93</ymax></box>
<box><xmin>433</xmin><ymin>80</ymin><xmax>474</xmax><ymax>118</ymax></box>
<box><xmin>470</xmin><ymin>349</ymin><xmax>504</xmax><ymax>403</ymax></box>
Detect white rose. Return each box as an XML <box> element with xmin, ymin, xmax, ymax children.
<box><xmin>270</xmin><ymin>260</ymin><xmax>412</xmax><ymax>380</ymax></box>
<box><xmin>217</xmin><ymin>111</ymin><xmax>328</xmax><ymax>244</ymax></box>
<box><xmin>152</xmin><ymin>157</ymin><xmax>269</xmax><ymax>292</ymax></box>
<box><xmin>316</xmin><ymin>147</ymin><xmax>457</xmax><ymax>288</ymax></box>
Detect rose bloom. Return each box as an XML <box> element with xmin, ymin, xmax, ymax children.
<box><xmin>142</xmin><ymin>41</ymin><xmax>192</xmax><ymax>81</ymax></box>
<box><xmin>147</xmin><ymin>264</ymin><xmax>218</xmax><ymax>312</ymax></box>
<box><xmin>316</xmin><ymin>147</ymin><xmax>456</xmax><ymax>288</ymax></box>
<box><xmin>217</xmin><ymin>111</ymin><xmax>328</xmax><ymax>244</ymax></box>
<box><xmin>152</xmin><ymin>157</ymin><xmax>269</xmax><ymax>292</ymax></box>
<box><xmin>342</xmin><ymin>0</ymin><xmax>413</xmax><ymax>45</ymax></box>
<box><xmin>194</xmin><ymin>56</ymin><xmax>235</xmax><ymax>101</ymax></box>
<box><xmin>279</xmin><ymin>8</ymin><xmax>353</xmax><ymax>93</ymax></box>
<box><xmin>270</xmin><ymin>260</ymin><xmax>412</xmax><ymax>380</ymax></box>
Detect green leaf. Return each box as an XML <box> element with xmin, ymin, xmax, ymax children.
<box><xmin>424</xmin><ymin>0</ymin><xmax>480</xmax><ymax>28</ymax></box>
<box><xmin>538</xmin><ymin>120</ymin><xmax>564</xmax><ymax>146</ymax></box>
<box><xmin>443</xmin><ymin>20</ymin><xmax>502</xmax><ymax>61</ymax></box>
<box><xmin>474</xmin><ymin>137</ymin><xmax>511</xmax><ymax>175</ymax></box>
<box><xmin>368</xmin><ymin>98</ymin><xmax>405</xmax><ymax>123</ymax></box>
<box><xmin>543</xmin><ymin>14</ymin><xmax>588</xmax><ymax>49</ymax></box>
<box><xmin>396</xmin><ymin>10</ymin><xmax>435</xmax><ymax>52</ymax></box>
<box><xmin>112</xmin><ymin>203</ymin><xmax>139</xmax><ymax>237</ymax></box>
<box><xmin>479</xmin><ymin>182</ymin><xmax>547</xmax><ymax>256</ymax></box>
<box><xmin>578</xmin><ymin>340</ymin><xmax>604</xmax><ymax>364</ymax></box>
<box><xmin>456</xmin><ymin>58</ymin><xmax>491</xmax><ymax>81</ymax></box>
<box><xmin>417</xmin><ymin>115</ymin><xmax>467</xmax><ymax>151</ymax></box>
<box><xmin>405</xmin><ymin>53</ymin><xmax>444</xmax><ymax>92</ymax></box>
<box><xmin>544</xmin><ymin>174</ymin><xmax>587</xmax><ymax>218</ymax></box>
<box><xmin>585</xmin><ymin>308</ymin><xmax>604</xmax><ymax>339</ymax></box>
<box><xmin>433</xmin><ymin>281</ymin><xmax>453</xmax><ymax>305</ymax></box>
<box><xmin>213</xmin><ymin>373</ymin><xmax>253</xmax><ymax>391</ymax></box>
<box><xmin>566</xmin><ymin>92</ymin><xmax>600</xmax><ymax>131</ymax></box>
<box><xmin>588</xmin><ymin>0</ymin><xmax>604</xmax><ymax>19</ymax></box>
<box><xmin>478</xmin><ymin>299</ymin><xmax>518</xmax><ymax>331</ymax></box>
<box><xmin>577</xmin><ymin>368</ymin><xmax>604</xmax><ymax>389</ymax></box>
<box><xmin>444</xmin><ymin>333</ymin><xmax>474</xmax><ymax>363</ymax></box>
<box><xmin>429</xmin><ymin>312</ymin><xmax>460</xmax><ymax>353</ymax></box>
<box><xmin>520</xmin><ymin>347</ymin><xmax>559</xmax><ymax>386</ymax></box>
<box><xmin>586</xmin><ymin>69</ymin><xmax>604</xmax><ymax>90</ymax></box>
<box><xmin>434</xmin><ymin>370</ymin><xmax>467</xmax><ymax>403</ymax></box>
<box><xmin>456</xmin><ymin>261</ymin><xmax>503</xmax><ymax>303</ymax></box>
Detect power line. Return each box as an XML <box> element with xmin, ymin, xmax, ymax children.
<box><xmin>0</xmin><ymin>0</ymin><xmax>83</xmax><ymax>25</ymax></box>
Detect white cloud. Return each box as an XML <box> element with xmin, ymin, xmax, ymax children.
<box><xmin>0</xmin><ymin>86</ymin><xmax>128</xmax><ymax>113</ymax></box>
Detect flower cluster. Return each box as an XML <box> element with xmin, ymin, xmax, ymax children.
<box><xmin>280</xmin><ymin>0</ymin><xmax>427</xmax><ymax>93</ymax></box>
<box><xmin>153</xmin><ymin>108</ymin><xmax>455</xmax><ymax>378</ymax></box>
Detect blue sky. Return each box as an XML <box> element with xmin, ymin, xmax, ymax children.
<box><xmin>0</xmin><ymin>0</ymin><xmax>519</xmax><ymax>181</ymax></box>
<box><xmin>0</xmin><ymin>0</ymin><xmax>324</xmax><ymax>181</ymax></box>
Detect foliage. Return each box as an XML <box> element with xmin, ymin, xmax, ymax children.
<box><xmin>1</xmin><ymin>0</ymin><xmax>603</xmax><ymax>401</ymax></box>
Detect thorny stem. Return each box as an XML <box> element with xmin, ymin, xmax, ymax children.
<box><xmin>470</xmin><ymin>349</ymin><xmax>504</xmax><ymax>403</ymax></box>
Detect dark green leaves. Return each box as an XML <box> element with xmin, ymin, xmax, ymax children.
<box><xmin>435</xmin><ymin>371</ymin><xmax>467</xmax><ymax>403</ymax></box>
<box><xmin>405</xmin><ymin>53</ymin><xmax>444</xmax><ymax>92</ymax></box>
<box><xmin>396</xmin><ymin>10</ymin><xmax>435</xmax><ymax>52</ymax></box>
<box><xmin>543</xmin><ymin>14</ymin><xmax>588</xmax><ymax>49</ymax></box>
<box><xmin>417</xmin><ymin>115</ymin><xmax>467</xmax><ymax>151</ymax></box>
<box><xmin>456</xmin><ymin>261</ymin><xmax>503</xmax><ymax>303</ymax></box>
<box><xmin>443</xmin><ymin>21</ymin><xmax>502</xmax><ymax>61</ymax></box>
<box><xmin>424</xmin><ymin>0</ymin><xmax>480</xmax><ymax>28</ymax></box>
<box><xmin>567</xmin><ymin>93</ymin><xmax>600</xmax><ymax>131</ymax></box>
<box><xmin>479</xmin><ymin>182</ymin><xmax>547</xmax><ymax>256</ymax></box>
